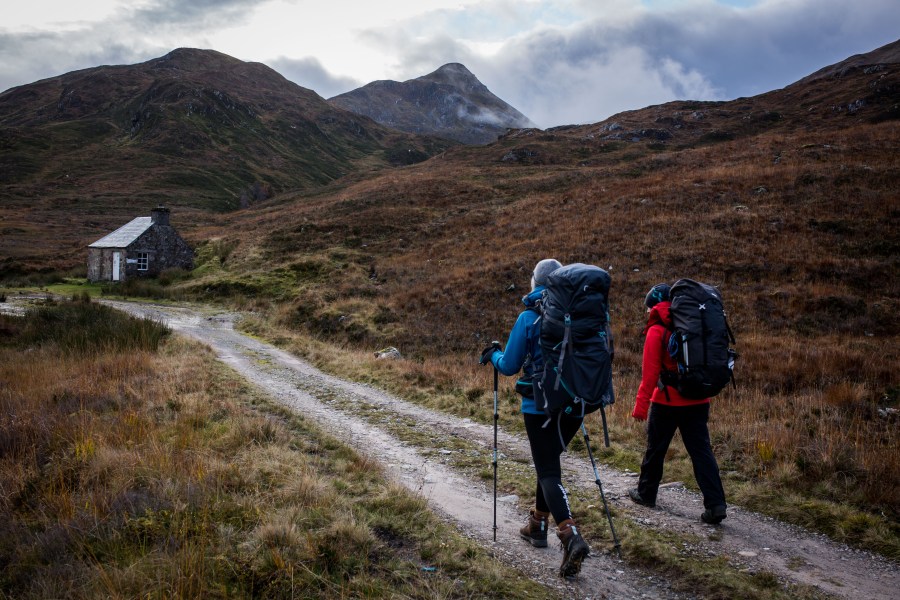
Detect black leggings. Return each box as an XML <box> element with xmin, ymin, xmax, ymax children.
<box><xmin>523</xmin><ymin>412</ymin><xmax>583</xmax><ymax>525</ymax></box>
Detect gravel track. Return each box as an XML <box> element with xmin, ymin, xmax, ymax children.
<box><xmin>104</xmin><ymin>300</ymin><xmax>899</xmax><ymax>600</ymax></box>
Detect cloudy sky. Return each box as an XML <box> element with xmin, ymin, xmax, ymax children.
<box><xmin>2</xmin><ymin>0</ymin><xmax>898</xmax><ymax>128</ymax></box>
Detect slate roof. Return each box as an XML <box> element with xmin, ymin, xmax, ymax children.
<box><xmin>88</xmin><ymin>217</ymin><xmax>152</xmax><ymax>248</ymax></box>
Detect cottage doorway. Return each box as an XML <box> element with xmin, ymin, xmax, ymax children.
<box><xmin>112</xmin><ymin>252</ymin><xmax>121</xmax><ymax>281</ymax></box>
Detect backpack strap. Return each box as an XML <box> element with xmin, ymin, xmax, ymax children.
<box><xmin>523</xmin><ymin>306</ymin><xmax>541</xmax><ymax>363</ymax></box>
<box><xmin>728</xmin><ymin>348</ymin><xmax>738</xmax><ymax>390</ymax></box>
<box><xmin>605</xmin><ymin>312</ymin><xmax>615</xmax><ymax>363</ymax></box>
<box><xmin>724</xmin><ymin>314</ymin><xmax>736</xmax><ymax>345</ymax></box>
<box><xmin>699</xmin><ymin>303</ymin><xmax>709</xmax><ymax>366</ymax></box>
<box><xmin>658</xmin><ymin>379</ymin><xmax>673</xmax><ymax>403</ymax></box>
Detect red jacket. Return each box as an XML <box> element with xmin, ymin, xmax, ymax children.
<box><xmin>632</xmin><ymin>301</ymin><xmax>710</xmax><ymax>420</ymax></box>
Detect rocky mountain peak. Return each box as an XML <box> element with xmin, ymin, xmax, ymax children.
<box><xmin>329</xmin><ymin>63</ymin><xmax>535</xmax><ymax>145</ymax></box>
<box><xmin>152</xmin><ymin>47</ymin><xmax>244</xmax><ymax>72</ymax></box>
<box><xmin>418</xmin><ymin>63</ymin><xmax>489</xmax><ymax>94</ymax></box>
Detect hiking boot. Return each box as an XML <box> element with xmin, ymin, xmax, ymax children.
<box><xmin>701</xmin><ymin>505</ymin><xmax>727</xmax><ymax>525</ymax></box>
<box><xmin>628</xmin><ymin>488</ymin><xmax>656</xmax><ymax>508</ymax></box>
<box><xmin>519</xmin><ymin>510</ymin><xmax>550</xmax><ymax>548</ymax></box>
<box><xmin>557</xmin><ymin>519</ymin><xmax>590</xmax><ymax>578</ymax></box>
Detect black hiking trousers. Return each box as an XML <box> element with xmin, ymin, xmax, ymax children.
<box><xmin>524</xmin><ymin>412</ymin><xmax>583</xmax><ymax>525</ymax></box>
<box><xmin>637</xmin><ymin>402</ymin><xmax>727</xmax><ymax>509</ymax></box>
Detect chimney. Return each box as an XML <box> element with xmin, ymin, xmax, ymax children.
<box><xmin>151</xmin><ymin>205</ymin><xmax>170</xmax><ymax>226</ymax></box>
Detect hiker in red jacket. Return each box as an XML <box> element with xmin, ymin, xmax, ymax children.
<box><xmin>627</xmin><ymin>283</ymin><xmax>728</xmax><ymax>524</ymax></box>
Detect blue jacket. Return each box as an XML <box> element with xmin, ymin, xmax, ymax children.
<box><xmin>491</xmin><ymin>287</ymin><xmax>545</xmax><ymax>414</ymax></box>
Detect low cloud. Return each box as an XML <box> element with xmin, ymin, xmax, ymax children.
<box><xmin>601</xmin><ymin>0</ymin><xmax>900</xmax><ymax>98</ymax></box>
<box><xmin>481</xmin><ymin>41</ymin><xmax>721</xmax><ymax>128</ymax></box>
<box><xmin>375</xmin><ymin>0</ymin><xmax>900</xmax><ymax>127</ymax></box>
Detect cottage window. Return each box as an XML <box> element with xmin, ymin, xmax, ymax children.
<box><xmin>137</xmin><ymin>252</ymin><xmax>149</xmax><ymax>271</ymax></box>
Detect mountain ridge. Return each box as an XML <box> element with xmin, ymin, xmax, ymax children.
<box><xmin>0</xmin><ymin>47</ymin><xmax>449</xmax><ymax>203</ymax></box>
<box><xmin>798</xmin><ymin>39</ymin><xmax>900</xmax><ymax>84</ymax></box>
<box><xmin>1</xmin><ymin>41</ymin><xmax>898</xmax><ymax>276</ymax></box>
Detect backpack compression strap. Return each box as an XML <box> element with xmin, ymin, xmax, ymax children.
<box><xmin>542</xmin><ymin>312</ymin><xmax>573</xmax><ymax>392</ymax></box>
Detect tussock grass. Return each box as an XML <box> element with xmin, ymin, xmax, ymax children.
<box><xmin>7</xmin><ymin>294</ymin><xmax>170</xmax><ymax>353</ymax></box>
<box><xmin>0</xmin><ymin>301</ymin><xmax>550</xmax><ymax>599</ymax></box>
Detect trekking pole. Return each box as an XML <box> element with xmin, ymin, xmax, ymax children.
<box><xmin>581</xmin><ymin>421</ymin><xmax>621</xmax><ymax>556</ymax></box>
<box><xmin>492</xmin><ymin>365</ymin><xmax>499</xmax><ymax>542</ymax></box>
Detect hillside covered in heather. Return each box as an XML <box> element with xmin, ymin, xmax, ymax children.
<box><xmin>0</xmin><ymin>48</ymin><xmax>451</xmax><ymax>274</ymax></box>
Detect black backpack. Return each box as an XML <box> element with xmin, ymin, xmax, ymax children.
<box><xmin>533</xmin><ymin>263</ymin><xmax>615</xmax><ymax>421</ymax></box>
<box><xmin>660</xmin><ymin>279</ymin><xmax>737</xmax><ymax>400</ymax></box>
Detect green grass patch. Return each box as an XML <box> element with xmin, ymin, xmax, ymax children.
<box><xmin>45</xmin><ymin>278</ymin><xmax>105</xmax><ymax>298</ymax></box>
<box><xmin>621</xmin><ymin>522</ymin><xmax>824</xmax><ymax>600</ymax></box>
<box><xmin>43</xmin><ymin>273</ymin><xmax>196</xmax><ymax>303</ymax></box>
<box><xmin>733</xmin><ymin>483</ymin><xmax>900</xmax><ymax>561</ymax></box>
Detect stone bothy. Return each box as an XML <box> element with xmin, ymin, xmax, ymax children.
<box><xmin>87</xmin><ymin>206</ymin><xmax>193</xmax><ymax>282</ymax></box>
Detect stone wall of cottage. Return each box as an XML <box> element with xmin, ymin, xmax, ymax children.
<box><xmin>126</xmin><ymin>226</ymin><xmax>194</xmax><ymax>279</ymax></box>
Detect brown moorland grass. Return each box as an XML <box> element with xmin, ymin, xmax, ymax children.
<box><xmin>0</xmin><ymin>299</ymin><xmax>551</xmax><ymax>599</ymax></box>
<box><xmin>201</xmin><ymin>120</ymin><xmax>900</xmax><ymax>558</ymax></box>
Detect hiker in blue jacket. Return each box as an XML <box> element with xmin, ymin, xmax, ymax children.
<box><xmin>479</xmin><ymin>258</ymin><xmax>590</xmax><ymax>578</ymax></box>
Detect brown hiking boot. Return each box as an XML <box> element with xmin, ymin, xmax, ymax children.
<box><xmin>557</xmin><ymin>519</ymin><xmax>590</xmax><ymax>578</ymax></box>
<box><xmin>519</xmin><ymin>510</ymin><xmax>550</xmax><ymax>547</ymax></box>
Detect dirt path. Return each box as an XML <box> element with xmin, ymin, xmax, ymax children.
<box><xmin>105</xmin><ymin>301</ymin><xmax>899</xmax><ymax>600</ymax></box>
